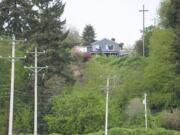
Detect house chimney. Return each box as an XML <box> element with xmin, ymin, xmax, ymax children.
<box><xmin>119</xmin><ymin>43</ymin><xmax>124</xmax><ymax>49</ymax></box>
<box><xmin>111</xmin><ymin>38</ymin><xmax>115</xmax><ymax>42</ymax></box>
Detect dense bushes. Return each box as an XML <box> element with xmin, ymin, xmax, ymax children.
<box><xmin>18</xmin><ymin>128</ymin><xmax>180</xmax><ymax>135</ymax></box>
<box><xmin>44</xmin><ymin>54</ymin><xmax>180</xmax><ymax>134</ymax></box>
<box><xmin>87</xmin><ymin>128</ymin><xmax>180</xmax><ymax>135</ymax></box>
<box><xmin>44</xmin><ymin>57</ymin><xmax>118</xmax><ymax>134</ymax></box>
<box><xmin>44</xmin><ymin>88</ymin><xmax>105</xmax><ymax>134</ymax></box>
<box><xmin>160</xmin><ymin>110</ymin><xmax>180</xmax><ymax>131</ymax></box>
<box><xmin>125</xmin><ymin>98</ymin><xmax>144</xmax><ymax>121</ymax></box>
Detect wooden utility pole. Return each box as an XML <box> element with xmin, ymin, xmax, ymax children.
<box><xmin>143</xmin><ymin>93</ymin><xmax>148</xmax><ymax>130</ymax></box>
<box><xmin>139</xmin><ymin>4</ymin><xmax>149</xmax><ymax>57</ymax></box>
<box><xmin>24</xmin><ymin>47</ymin><xmax>48</xmax><ymax>135</ymax></box>
<box><xmin>105</xmin><ymin>77</ymin><xmax>110</xmax><ymax>135</ymax></box>
<box><xmin>0</xmin><ymin>35</ymin><xmax>25</xmax><ymax>135</ymax></box>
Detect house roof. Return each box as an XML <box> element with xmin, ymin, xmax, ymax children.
<box><xmin>90</xmin><ymin>38</ymin><xmax>120</xmax><ymax>46</ymax></box>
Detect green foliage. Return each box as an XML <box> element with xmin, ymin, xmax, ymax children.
<box><xmin>87</xmin><ymin>128</ymin><xmax>180</xmax><ymax>135</ymax></box>
<box><xmin>159</xmin><ymin>0</ymin><xmax>177</xmax><ymax>28</ymax></box>
<box><xmin>82</xmin><ymin>24</ymin><xmax>96</xmax><ymax>46</ymax></box>
<box><xmin>14</xmin><ymin>100</ymin><xmax>32</xmax><ymax>133</ymax></box>
<box><xmin>148</xmin><ymin>28</ymin><xmax>175</xmax><ymax>62</ymax></box>
<box><xmin>0</xmin><ymin>40</ymin><xmax>32</xmax><ymax>134</ymax></box>
<box><xmin>64</xmin><ymin>28</ymin><xmax>82</xmax><ymax>45</ymax></box>
<box><xmin>134</xmin><ymin>40</ymin><xmax>143</xmax><ymax>56</ymax></box>
<box><xmin>144</xmin><ymin>28</ymin><xmax>176</xmax><ymax>111</ymax></box>
<box><xmin>112</xmin><ymin>56</ymin><xmax>146</xmax><ymax>99</ymax></box>
<box><xmin>0</xmin><ymin>0</ymin><xmax>36</xmax><ymax>39</ymax></box>
<box><xmin>1</xmin><ymin>0</ymin><xmax>180</xmax><ymax>134</ymax></box>
<box><xmin>158</xmin><ymin>0</ymin><xmax>180</xmax><ymax>74</ymax></box>
<box><xmin>31</xmin><ymin>0</ymin><xmax>74</xmax><ymax>94</ymax></box>
<box><xmin>44</xmin><ymin>57</ymin><xmax>121</xmax><ymax>134</ymax></box>
<box><xmin>134</xmin><ymin>26</ymin><xmax>155</xmax><ymax>56</ymax></box>
<box><xmin>125</xmin><ymin>98</ymin><xmax>144</xmax><ymax>122</ymax></box>
<box><xmin>44</xmin><ymin>90</ymin><xmax>105</xmax><ymax>134</ymax></box>
<box><xmin>0</xmin><ymin>114</ymin><xmax>6</xmax><ymax>134</ymax></box>
<box><xmin>160</xmin><ymin>110</ymin><xmax>180</xmax><ymax>131</ymax></box>
<box><xmin>14</xmin><ymin>128</ymin><xmax>180</xmax><ymax>135</ymax></box>
<box><xmin>0</xmin><ymin>0</ymin><xmax>76</xmax><ymax>134</ymax></box>
<box><xmin>25</xmin><ymin>0</ymin><xmax>75</xmax><ymax>133</ymax></box>
<box><xmin>144</xmin><ymin>26</ymin><xmax>156</xmax><ymax>56</ymax></box>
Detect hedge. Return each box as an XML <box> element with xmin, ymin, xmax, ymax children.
<box><xmin>87</xmin><ymin>128</ymin><xmax>180</xmax><ymax>135</ymax></box>
<box><xmin>19</xmin><ymin>128</ymin><xmax>180</xmax><ymax>135</ymax></box>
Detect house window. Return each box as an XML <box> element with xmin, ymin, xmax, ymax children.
<box><xmin>108</xmin><ymin>44</ymin><xmax>114</xmax><ymax>50</ymax></box>
<box><xmin>95</xmin><ymin>45</ymin><xmax>100</xmax><ymax>51</ymax></box>
<box><xmin>105</xmin><ymin>45</ymin><xmax>109</xmax><ymax>51</ymax></box>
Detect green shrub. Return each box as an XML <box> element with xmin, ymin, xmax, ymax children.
<box><xmin>49</xmin><ymin>133</ymin><xmax>62</xmax><ymax>135</ymax></box>
<box><xmin>125</xmin><ymin>98</ymin><xmax>144</xmax><ymax>120</ymax></box>
<box><xmin>160</xmin><ymin>110</ymin><xmax>180</xmax><ymax>131</ymax></box>
<box><xmin>18</xmin><ymin>128</ymin><xmax>180</xmax><ymax>135</ymax></box>
<box><xmin>87</xmin><ymin>128</ymin><xmax>180</xmax><ymax>135</ymax></box>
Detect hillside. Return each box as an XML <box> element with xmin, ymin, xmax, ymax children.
<box><xmin>43</xmin><ymin>56</ymin><xmax>180</xmax><ymax>134</ymax></box>
<box><xmin>0</xmin><ymin>38</ymin><xmax>180</xmax><ymax>134</ymax></box>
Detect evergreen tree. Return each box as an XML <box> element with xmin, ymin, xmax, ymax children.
<box><xmin>172</xmin><ymin>0</ymin><xmax>180</xmax><ymax>74</ymax></box>
<box><xmin>0</xmin><ymin>0</ymin><xmax>37</xmax><ymax>39</ymax></box>
<box><xmin>82</xmin><ymin>24</ymin><xmax>96</xmax><ymax>46</ymax></box>
<box><xmin>33</xmin><ymin>0</ymin><xmax>72</xmax><ymax>77</ymax></box>
<box><xmin>0</xmin><ymin>0</ymin><xmax>37</xmax><ymax>133</ymax></box>
<box><xmin>32</xmin><ymin>0</ymin><xmax>74</xmax><ymax>85</ymax></box>
<box><xmin>30</xmin><ymin>0</ymin><xmax>74</xmax><ymax>133</ymax></box>
<box><xmin>159</xmin><ymin>0</ymin><xmax>177</xmax><ymax>28</ymax></box>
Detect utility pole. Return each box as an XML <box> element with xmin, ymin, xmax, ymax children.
<box><xmin>0</xmin><ymin>35</ymin><xmax>25</xmax><ymax>135</ymax></box>
<box><xmin>24</xmin><ymin>47</ymin><xmax>48</xmax><ymax>135</ymax></box>
<box><xmin>139</xmin><ymin>4</ymin><xmax>149</xmax><ymax>57</ymax></box>
<box><xmin>143</xmin><ymin>93</ymin><xmax>148</xmax><ymax>130</ymax></box>
<box><xmin>8</xmin><ymin>35</ymin><xmax>15</xmax><ymax>135</ymax></box>
<box><xmin>105</xmin><ymin>77</ymin><xmax>110</xmax><ymax>135</ymax></box>
<box><xmin>101</xmin><ymin>75</ymin><xmax>119</xmax><ymax>135</ymax></box>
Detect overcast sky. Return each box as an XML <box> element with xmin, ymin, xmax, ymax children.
<box><xmin>63</xmin><ymin>0</ymin><xmax>162</xmax><ymax>47</ymax></box>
